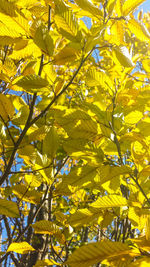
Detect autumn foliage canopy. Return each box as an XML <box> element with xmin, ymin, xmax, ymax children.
<box><xmin>0</xmin><ymin>0</ymin><xmax>150</xmax><ymax>266</ymax></box>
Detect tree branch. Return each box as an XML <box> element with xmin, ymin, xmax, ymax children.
<box><xmin>30</xmin><ymin>47</ymin><xmax>96</xmax><ymax>126</ymax></box>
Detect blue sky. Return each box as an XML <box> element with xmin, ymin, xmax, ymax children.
<box><xmin>135</xmin><ymin>0</ymin><xmax>150</xmax><ymax>13</ymax></box>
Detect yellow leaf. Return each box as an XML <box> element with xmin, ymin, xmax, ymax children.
<box><xmin>32</xmin><ymin>220</ymin><xmax>61</xmax><ymax>235</ymax></box>
<box><xmin>86</xmin><ymin>68</ymin><xmax>113</xmax><ymax>90</ymax></box>
<box><xmin>114</xmin><ymin>46</ymin><xmax>134</xmax><ymax>68</ymax></box>
<box><xmin>54</xmin><ymin>46</ymin><xmax>79</xmax><ymax>65</ymax></box>
<box><xmin>21</xmin><ymin>60</ymin><xmax>36</xmax><ymax>76</ymax></box>
<box><xmin>68</xmin><ymin>208</ymin><xmax>102</xmax><ymax>227</ymax></box>
<box><xmin>100</xmin><ymin>210</ymin><xmax>114</xmax><ymax>228</ymax></box>
<box><xmin>138</xmin><ymin>166</ymin><xmax>150</xmax><ymax>182</ymax></box>
<box><xmin>43</xmin><ymin>126</ymin><xmax>59</xmax><ymax>159</ymax></box>
<box><xmin>128</xmin><ymin>207</ymin><xmax>140</xmax><ymax>226</ymax></box>
<box><xmin>0</xmin><ymin>73</ymin><xmax>10</xmax><ymax>83</ymax></box>
<box><xmin>66</xmin><ymin>240</ymin><xmax>133</xmax><ymax>267</ymax></box>
<box><xmin>55</xmin><ymin>108</ymin><xmax>98</xmax><ymax>140</ymax></box>
<box><xmin>34</xmin><ymin>259</ymin><xmax>60</xmax><ymax>266</ymax></box>
<box><xmin>34</xmin><ymin>25</ymin><xmax>54</xmax><ymax>56</ymax></box>
<box><xmin>132</xmin><ymin>141</ymin><xmax>146</xmax><ymax>156</ymax></box>
<box><xmin>0</xmin><ymin>199</ymin><xmax>19</xmax><ymax>217</ymax></box>
<box><xmin>10</xmin><ymin>40</ymin><xmax>41</xmax><ymax>60</ymax></box>
<box><xmin>55</xmin><ymin>0</ymin><xmax>80</xmax><ymax>41</ymax></box>
<box><xmin>32</xmin><ymin>220</ymin><xmax>65</xmax><ymax>244</ymax></box>
<box><xmin>146</xmin><ymin>216</ymin><xmax>150</xmax><ymax>241</ymax></box>
<box><xmin>7</xmin><ymin>242</ymin><xmax>35</xmax><ymax>254</ymax></box>
<box><xmin>24</xmin><ymin>174</ymin><xmax>42</xmax><ymax>188</ymax></box>
<box><xmin>115</xmin><ymin>0</ymin><xmax>123</xmax><ymax>17</ymax></box>
<box><xmin>14</xmin><ymin>74</ymin><xmax>49</xmax><ymax>93</ymax></box>
<box><xmin>0</xmin><ymin>23</ymin><xmax>21</xmax><ymax>45</ymax></box>
<box><xmin>58</xmin><ymin>165</ymin><xmax>98</xmax><ymax>188</ymax></box>
<box><xmin>42</xmin><ymin>64</ymin><xmax>56</xmax><ymax>85</ymax></box>
<box><xmin>142</xmin><ymin>59</ymin><xmax>150</xmax><ymax>73</ymax></box>
<box><xmin>90</xmin><ymin>195</ymin><xmax>128</xmax><ymax>209</ymax></box>
<box><xmin>12</xmin><ymin>184</ymin><xmax>41</xmax><ymax>204</ymax></box>
<box><xmin>3</xmin><ymin>57</ymin><xmax>17</xmax><ymax>76</ymax></box>
<box><xmin>96</xmin><ymin>165</ymin><xmax>131</xmax><ymax>185</ymax></box>
<box><xmin>110</xmin><ymin>21</ymin><xmax>125</xmax><ymax>45</ymax></box>
<box><xmin>132</xmin><ymin>236</ymin><xmax>150</xmax><ymax>252</ymax></box>
<box><xmin>128</xmin><ymin>18</ymin><xmax>150</xmax><ymax>42</ymax></box>
<box><xmin>27</xmin><ymin>125</ymin><xmax>47</xmax><ymax>142</ymax></box>
<box><xmin>17</xmin><ymin>0</ymin><xmax>42</xmax><ymax>8</ymax></box>
<box><xmin>0</xmin><ymin>2</ymin><xmax>29</xmax><ymax>36</ymax></box>
<box><xmin>74</xmin><ymin>0</ymin><xmax>102</xmax><ymax>17</ymax></box>
<box><xmin>0</xmin><ymin>94</ymin><xmax>15</xmax><ymax>121</ymax></box>
<box><xmin>124</xmin><ymin>111</ymin><xmax>143</xmax><ymax>124</ymax></box>
<box><xmin>122</xmin><ymin>0</ymin><xmax>146</xmax><ymax>16</ymax></box>
<box><xmin>130</xmin><ymin>257</ymin><xmax>150</xmax><ymax>266</ymax></box>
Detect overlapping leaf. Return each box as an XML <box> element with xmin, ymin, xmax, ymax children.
<box><xmin>122</xmin><ymin>0</ymin><xmax>146</xmax><ymax>16</ymax></box>
<box><xmin>66</xmin><ymin>240</ymin><xmax>135</xmax><ymax>267</ymax></box>
<box><xmin>57</xmin><ymin>165</ymin><xmax>98</xmax><ymax>189</ymax></box>
<box><xmin>74</xmin><ymin>0</ymin><xmax>102</xmax><ymax>17</ymax></box>
<box><xmin>55</xmin><ymin>0</ymin><xmax>80</xmax><ymax>41</ymax></box>
<box><xmin>114</xmin><ymin>46</ymin><xmax>134</xmax><ymax>68</ymax></box>
<box><xmin>90</xmin><ymin>195</ymin><xmax>128</xmax><ymax>209</ymax></box>
<box><xmin>0</xmin><ymin>0</ymin><xmax>29</xmax><ymax>36</ymax></box>
<box><xmin>96</xmin><ymin>165</ymin><xmax>132</xmax><ymax>185</ymax></box>
<box><xmin>0</xmin><ymin>199</ymin><xmax>19</xmax><ymax>217</ymax></box>
<box><xmin>34</xmin><ymin>259</ymin><xmax>60</xmax><ymax>266</ymax></box>
<box><xmin>14</xmin><ymin>74</ymin><xmax>49</xmax><ymax>93</ymax></box>
<box><xmin>34</xmin><ymin>25</ymin><xmax>54</xmax><ymax>56</ymax></box>
<box><xmin>0</xmin><ymin>94</ymin><xmax>15</xmax><ymax>121</ymax></box>
<box><xmin>12</xmin><ymin>184</ymin><xmax>41</xmax><ymax>204</ymax></box>
<box><xmin>68</xmin><ymin>208</ymin><xmax>103</xmax><ymax>227</ymax></box>
<box><xmin>128</xmin><ymin>18</ymin><xmax>150</xmax><ymax>42</ymax></box>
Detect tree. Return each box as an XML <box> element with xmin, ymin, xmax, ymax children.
<box><xmin>0</xmin><ymin>0</ymin><xmax>150</xmax><ymax>266</ymax></box>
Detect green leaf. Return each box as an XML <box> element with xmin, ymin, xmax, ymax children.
<box><xmin>0</xmin><ymin>199</ymin><xmax>19</xmax><ymax>217</ymax></box>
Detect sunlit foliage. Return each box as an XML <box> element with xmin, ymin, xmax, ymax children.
<box><xmin>0</xmin><ymin>0</ymin><xmax>150</xmax><ymax>266</ymax></box>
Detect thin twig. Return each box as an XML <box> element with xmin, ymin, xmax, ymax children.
<box><xmin>15</xmin><ymin>185</ymin><xmax>50</xmax><ymax>242</ymax></box>
<box><xmin>9</xmin><ymin>163</ymin><xmax>52</xmax><ymax>174</ymax></box>
<box><xmin>0</xmin><ymin>115</ymin><xmax>16</xmax><ymax>145</ymax></box>
<box><xmin>30</xmin><ymin>47</ymin><xmax>96</xmax><ymax>127</ymax></box>
<box><xmin>0</xmin><ymin>46</ymin><xmax>95</xmax><ymax>187</ymax></box>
